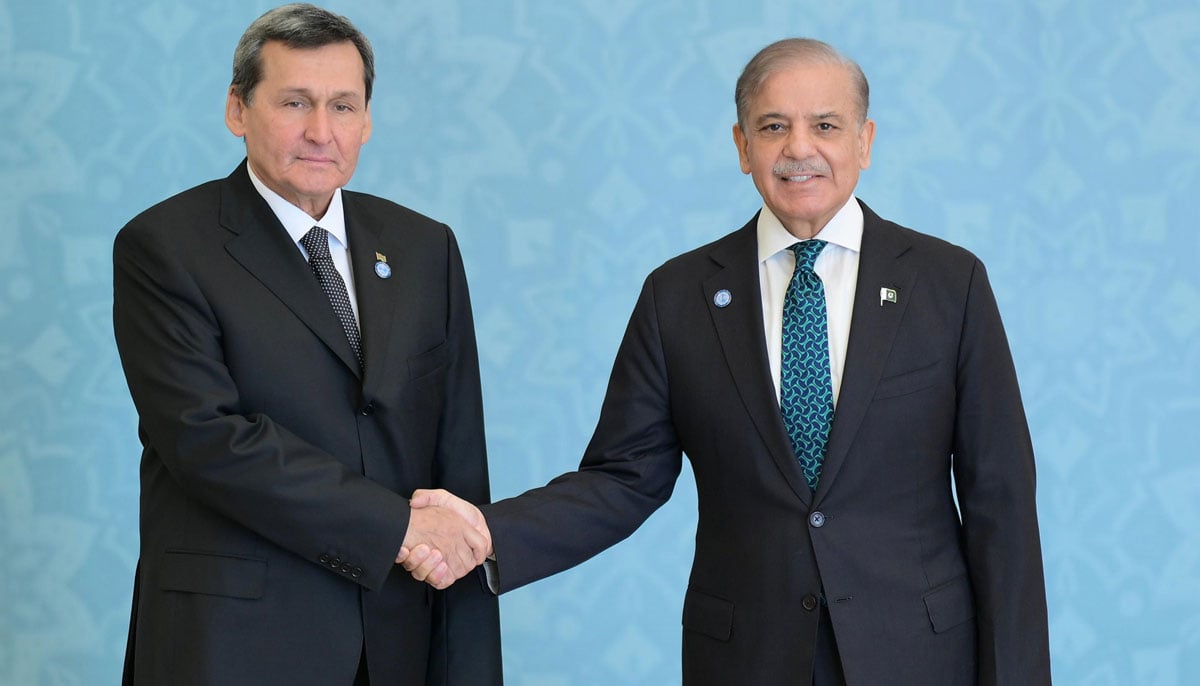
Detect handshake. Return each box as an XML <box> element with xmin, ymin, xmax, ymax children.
<box><xmin>395</xmin><ymin>489</ymin><xmax>489</xmax><ymax>590</ymax></box>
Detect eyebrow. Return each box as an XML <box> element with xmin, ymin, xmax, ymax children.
<box><xmin>754</xmin><ymin>111</ymin><xmax>789</xmax><ymax>125</ymax></box>
<box><xmin>753</xmin><ymin>110</ymin><xmax>846</xmax><ymax>125</ymax></box>
<box><xmin>277</xmin><ymin>87</ymin><xmax>364</xmax><ymax>100</ymax></box>
<box><xmin>808</xmin><ymin>111</ymin><xmax>844</xmax><ymax>121</ymax></box>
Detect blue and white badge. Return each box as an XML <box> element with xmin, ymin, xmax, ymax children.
<box><xmin>374</xmin><ymin>251</ymin><xmax>392</xmax><ymax>279</ymax></box>
<box><xmin>713</xmin><ymin>289</ymin><xmax>732</xmax><ymax>308</ymax></box>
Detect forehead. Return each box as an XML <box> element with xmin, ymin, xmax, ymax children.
<box><xmin>258</xmin><ymin>40</ymin><xmax>365</xmax><ymax>90</ymax></box>
<box><xmin>749</xmin><ymin>61</ymin><xmax>857</xmax><ymax>116</ymax></box>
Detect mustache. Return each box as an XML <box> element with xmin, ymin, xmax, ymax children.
<box><xmin>772</xmin><ymin>159</ymin><xmax>831</xmax><ymax>176</ymax></box>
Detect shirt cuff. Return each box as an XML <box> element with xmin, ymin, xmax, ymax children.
<box><xmin>482</xmin><ymin>557</ymin><xmax>499</xmax><ymax>595</ymax></box>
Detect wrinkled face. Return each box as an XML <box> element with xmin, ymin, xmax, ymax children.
<box><xmin>733</xmin><ymin>61</ymin><xmax>874</xmax><ymax>239</ymax></box>
<box><xmin>226</xmin><ymin>40</ymin><xmax>372</xmax><ymax>218</ymax></box>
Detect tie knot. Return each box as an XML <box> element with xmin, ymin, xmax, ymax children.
<box><xmin>301</xmin><ymin>226</ymin><xmax>331</xmax><ymax>261</ymax></box>
<box><xmin>789</xmin><ymin>239</ymin><xmax>826</xmax><ymax>272</ymax></box>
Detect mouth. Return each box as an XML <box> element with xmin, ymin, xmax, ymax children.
<box><xmin>781</xmin><ymin>174</ymin><xmax>820</xmax><ymax>183</ymax></box>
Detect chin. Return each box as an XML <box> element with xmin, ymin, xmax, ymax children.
<box><xmin>292</xmin><ymin>174</ymin><xmax>344</xmax><ymax>196</ymax></box>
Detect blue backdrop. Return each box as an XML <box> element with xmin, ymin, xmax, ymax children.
<box><xmin>3</xmin><ymin>1</ymin><xmax>1199</xmax><ymax>683</ymax></box>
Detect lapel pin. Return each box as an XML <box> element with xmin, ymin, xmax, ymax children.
<box><xmin>713</xmin><ymin>289</ymin><xmax>732</xmax><ymax>308</ymax></box>
<box><xmin>374</xmin><ymin>252</ymin><xmax>392</xmax><ymax>279</ymax></box>
<box><xmin>879</xmin><ymin>287</ymin><xmax>898</xmax><ymax>306</ymax></box>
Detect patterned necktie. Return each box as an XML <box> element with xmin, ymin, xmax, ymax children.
<box><xmin>300</xmin><ymin>226</ymin><xmax>363</xmax><ymax>370</ymax></box>
<box><xmin>780</xmin><ymin>239</ymin><xmax>833</xmax><ymax>491</ymax></box>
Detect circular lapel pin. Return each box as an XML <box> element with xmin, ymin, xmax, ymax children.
<box><xmin>374</xmin><ymin>251</ymin><xmax>392</xmax><ymax>279</ymax></box>
<box><xmin>713</xmin><ymin>289</ymin><xmax>732</xmax><ymax>308</ymax></box>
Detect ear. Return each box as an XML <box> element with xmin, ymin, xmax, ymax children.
<box><xmin>225</xmin><ymin>86</ymin><xmax>247</xmax><ymax>138</ymax></box>
<box><xmin>857</xmin><ymin>118</ymin><xmax>876</xmax><ymax>170</ymax></box>
<box><xmin>732</xmin><ymin>123</ymin><xmax>751</xmax><ymax>175</ymax></box>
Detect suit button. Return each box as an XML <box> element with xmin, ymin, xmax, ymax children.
<box><xmin>360</xmin><ymin>403</ymin><xmax>375</xmax><ymax>416</ymax></box>
<box><xmin>340</xmin><ymin>563</ymin><xmax>352</xmax><ymax>574</ymax></box>
<box><xmin>809</xmin><ymin>511</ymin><xmax>826</xmax><ymax>528</ymax></box>
<box><xmin>318</xmin><ymin>553</ymin><xmax>331</xmax><ymax>564</ymax></box>
<box><xmin>330</xmin><ymin>556</ymin><xmax>342</xmax><ymax>567</ymax></box>
<box><xmin>351</xmin><ymin>567</ymin><xmax>363</xmax><ymax>579</ymax></box>
<box><xmin>802</xmin><ymin>594</ymin><xmax>819</xmax><ymax>611</ymax></box>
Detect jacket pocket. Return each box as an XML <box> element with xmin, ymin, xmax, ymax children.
<box><xmin>159</xmin><ymin>549</ymin><xmax>268</xmax><ymax>599</ymax></box>
<box><xmin>873</xmin><ymin>359</ymin><xmax>944</xmax><ymax>400</ymax></box>
<box><xmin>682</xmin><ymin>588</ymin><xmax>734</xmax><ymax>642</ymax></box>
<box><xmin>923</xmin><ymin>574</ymin><xmax>976</xmax><ymax>633</ymax></box>
<box><xmin>408</xmin><ymin>341</ymin><xmax>448</xmax><ymax>380</ymax></box>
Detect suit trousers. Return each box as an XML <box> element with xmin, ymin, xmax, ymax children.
<box><xmin>354</xmin><ymin>644</ymin><xmax>370</xmax><ymax>685</ymax></box>
<box><xmin>814</xmin><ymin>604</ymin><xmax>847</xmax><ymax>686</ymax></box>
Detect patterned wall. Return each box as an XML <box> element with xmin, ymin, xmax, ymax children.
<box><xmin>3</xmin><ymin>0</ymin><xmax>1198</xmax><ymax>683</ymax></box>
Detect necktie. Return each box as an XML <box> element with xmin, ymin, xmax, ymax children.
<box><xmin>780</xmin><ymin>239</ymin><xmax>833</xmax><ymax>491</ymax></box>
<box><xmin>300</xmin><ymin>226</ymin><xmax>363</xmax><ymax>369</ymax></box>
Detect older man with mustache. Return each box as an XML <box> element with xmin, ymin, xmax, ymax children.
<box><xmin>407</xmin><ymin>37</ymin><xmax>1050</xmax><ymax>686</ymax></box>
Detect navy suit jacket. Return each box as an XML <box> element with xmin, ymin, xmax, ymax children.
<box><xmin>484</xmin><ymin>201</ymin><xmax>1050</xmax><ymax>685</ymax></box>
<box><xmin>114</xmin><ymin>161</ymin><xmax>501</xmax><ymax>685</ymax></box>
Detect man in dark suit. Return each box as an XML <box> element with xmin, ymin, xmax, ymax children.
<box><xmin>113</xmin><ymin>4</ymin><xmax>500</xmax><ymax>684</ymax></box>
<box><xmin>404</xmin><ymin>38</ymin><xmax>1051</xmax><ymax>684</ymax></box>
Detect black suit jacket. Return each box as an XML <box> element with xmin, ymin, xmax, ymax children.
<box><xmin>484</xmin><ymin>202</ymin><xmax>1050</xmax><ymax>685</ymax></box>
<box><xmin>114</xmin><ymin>161</ymin><xmax>501</xmax><ymax>685</ymax></box>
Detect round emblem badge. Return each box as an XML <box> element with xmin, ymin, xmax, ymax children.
<box><xmin>713</xmin><ymin>289</ymin><xmax>732</xmax><ymax>308</ymax></box>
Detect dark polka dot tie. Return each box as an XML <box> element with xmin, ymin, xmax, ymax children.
<box><xmin>780</xmin><ymin>239</ymin><xmax>833</xmax><ymax>491</ymax></box>
<box><xmin>300</xmin><ymin>226</ymin><xmax>363</xmax><ymax>370</ymax></box>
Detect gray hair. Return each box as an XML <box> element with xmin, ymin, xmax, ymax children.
<box><xmin>231</xmin><ymin>3</ymin><xmax>375</xmax><ymax>104</ymax></box>
<box><xmin>734</xmin><ymin>38</ymin><xmax>869</xmax><ymax>131</ymax></box>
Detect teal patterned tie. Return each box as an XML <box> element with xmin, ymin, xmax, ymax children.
<box><xmin>780</xmin><ymin>240</ymin><xmax>833</xmax><ymax>491</ymax></box>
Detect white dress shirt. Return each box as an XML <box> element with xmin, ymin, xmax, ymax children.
<box><xmin>757</xmin><ymin>197</ymin><xmax>863</xmax><ymax>408</ymax></box>
<box><xmin>247</xmin><ymin>164</ymin><xmax>360</xmax><ymax>325</ymax></box>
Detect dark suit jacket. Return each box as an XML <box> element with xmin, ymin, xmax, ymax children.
<box><xmin>484</xmin><ymin>202</ymin><xmax>1050</xmax><ymax>685</ymax></box>
<box><xmin>113</xmin><ymin>161</ymin><xmax>501</xmax><ymax>685</ymax></box>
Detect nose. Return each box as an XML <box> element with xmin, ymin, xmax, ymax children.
<box><xmin>305</xmin><ymin>107</ymin><xmax>333</xmax><ymax>144</ymax></box>
<box><xmin>782</xmin><ymin>127</ymin><xmax>816</xmax><ymax>159</ymax></box>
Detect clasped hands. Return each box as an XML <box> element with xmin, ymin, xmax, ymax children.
<box><xmin>396</xmin><ymin>489</ymin><xmax>489</xmax><ymax>589</ymax></box>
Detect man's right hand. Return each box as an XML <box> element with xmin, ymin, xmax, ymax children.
<box><xmin>397</xmin><ymin>498</ymin><xmax>490</xmax><ymax>589</ymax></box>
<box><xmin>396</xmin><ymin>489</ymin><xmax>492</xmax><ymax>589</ymax></box>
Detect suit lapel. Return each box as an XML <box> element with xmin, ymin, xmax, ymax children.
<box><xmin>705</xmin><ymin>217</ymin><xmax>814</xmax><ymax>506</ymax></box>
<box><xmin>220</xmin><ymin>162</ymin><xmax>363</xmax><ymax>378</ymax></box>
<box><xmin>816</xmin><ymin>202</ymin><xmax>916</xmax><ymax>500</ymax></box>
<box><xmin>344</xmin><ymin>193</ymin><xmax>400</xmax><ymax>391</ymax></box>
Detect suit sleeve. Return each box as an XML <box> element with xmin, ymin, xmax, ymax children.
<box><xmin>113</xmin><ymin>221</ymin><xmax>410</xmax><ymax>591</ymax></box>
<box><xmin>482</xmin><ymin>272</ymin><xmax>685</xmax><ymax>593</ymax></box>
<box><xmin>425</xmin><ymin>228</ymin><xmax>502</xmax><ymax>685</ymax></box>
<box><xmin>951</xmin><ymin>259</ymin><xmax>1051</xmax><ymax>684</ymax></box>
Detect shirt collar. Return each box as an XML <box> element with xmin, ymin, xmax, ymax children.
<box><xmin>756</xmin><ymin>195</ymin><xmax>864</xmax><ymax>263</ymax></box>
<box><xmin>246</xmin><ymin>162</ymin><xmax>348</xmax><ymax>249</ymax></box>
